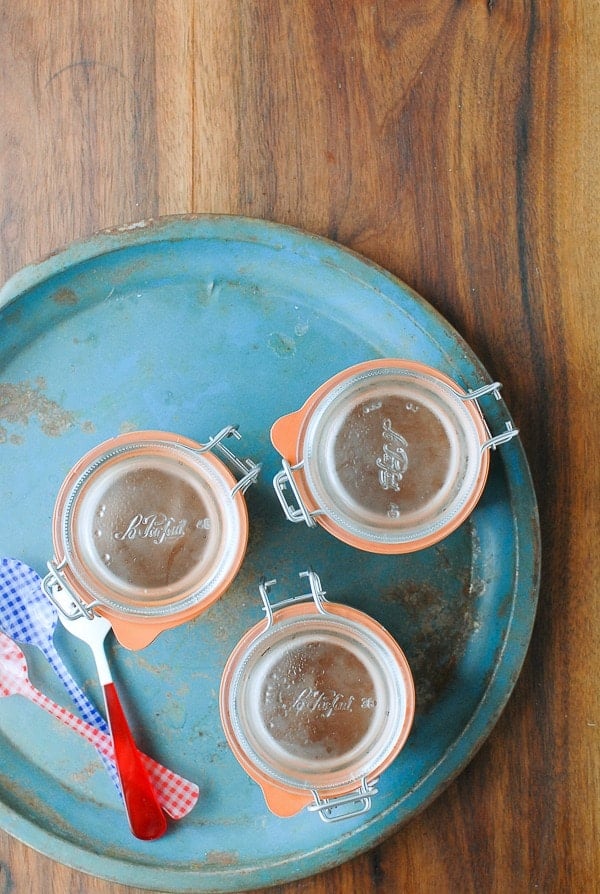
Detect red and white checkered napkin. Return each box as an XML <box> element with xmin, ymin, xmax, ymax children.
<box><xmin>142</xmin><ymin>753</ymin><xmax>199</xmax><ymax>820</ymax></box>
<box><xmin>32</xmin><ymin>693</ymin><xmax>200</xmax><ymax>820</ymax></box>
<box><xmin>64</xmin><ymin>694</ymin><xmax>200</xmax><ymax>819</ymax></box>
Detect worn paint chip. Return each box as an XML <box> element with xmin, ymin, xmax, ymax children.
<box><xmin>204</xmin><ymin>850</ymin><xmax>239</xmax><ymax>867</ymax></box>
<box><xmin>0</xmin><ymin>380</ymin><xmax>78</xmax><ymax>441</ymax></box>
<box><xmin>52</xmin><ymin>287</ymin><xmax>79</xmax><ymax>306</ymax></box>
<box><xmin>268</xmin><ymin>332</ymin><xmax>296</xmax><ymax>356</ymax></box>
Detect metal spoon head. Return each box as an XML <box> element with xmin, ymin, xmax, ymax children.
<box><xmin>0</xmin><ymin>557</ymin><xmax>58</xmax><ymax>649</ymax></box>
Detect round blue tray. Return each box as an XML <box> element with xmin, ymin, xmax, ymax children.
<box><xmin>0</xmin><ymin>216</ymin><xmax>539</xmax><ymax>892</ymax></box>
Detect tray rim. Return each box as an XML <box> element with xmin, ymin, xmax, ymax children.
<box><xmin>0</xmin><ymin>214</ymin><xmax>541</xmax><ymax>892</ymax></box>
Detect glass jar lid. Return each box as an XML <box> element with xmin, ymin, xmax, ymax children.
<box><xmin>271</xmin><ymin>360</ymin><xmax>517</xmax><ymax>553</ymax></box>
<box><xmin>49</xmin><ymin>429</ymin><xmax>257</xmax><ymax>647</ymax></box>
<box><xmin>220</xmin><ymin>572</ymin><xmax>415</xmax><ymax>819</ymax></box>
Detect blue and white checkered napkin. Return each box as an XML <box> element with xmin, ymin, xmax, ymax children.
<box><xmin>0</xmin><ymin>556</ymin><xmax>57</xmax><ymax>644</ymax></box>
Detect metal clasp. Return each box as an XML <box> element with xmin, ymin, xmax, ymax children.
<box><xmin>259</xmin><ymin>569</ymin><xmax>329</xmax><ymax>631</ymax></box>
<box><xmin>196</xmin><ymin>425</ymin><xmax>261</xmax><ymax>496</ymax></box>
<box><xmin>42</xmin><ymin>560</ymin><xmax>101</xmax><ymax>621</ymax></box>
<box><xmin>458</xmin><ymin>381</ymin><xmax>520</xmax><ymax>452</ymax></box>
<box><xmin>272</xmin><ymin>459</ymin><xmax>325</xmax><ymax>527</ymax></box>
<box><xmin>307</xmin><ymin>776</ymin><xmax>379</xmax><ymax>823</ymax></box>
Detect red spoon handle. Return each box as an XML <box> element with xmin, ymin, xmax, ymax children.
<box><xmin>103</xmin><ymin>682</ymin><xmax>167</xmax><ymax>840</ymax></box>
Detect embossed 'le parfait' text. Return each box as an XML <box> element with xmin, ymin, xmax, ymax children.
<box><xmin>289</xmin><ymin>687</ymin><xmax>376</xmax><ymax>718</ymax></box>
<box><xmin>376</xmin><ymin>417</ymin><xmax>409</xmax><ymax>492</ymax></box>
<box><xmin>113</xmin><ymin>512</ymin><xmax>188</xmax><ymax>545</ymax></box>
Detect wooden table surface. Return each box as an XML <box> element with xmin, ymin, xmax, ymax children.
<box><xmin>0</xmin><ymin>2</ymin><xmax>598</xmax><ymax>893</ymax></box>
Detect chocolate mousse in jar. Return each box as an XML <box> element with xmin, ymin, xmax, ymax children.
<box><xmin>44</xmin><ymin>426</ymin><xmax>260</xmax><ymax>648</ymax></box>
<box><xmin>219</xmin><ymin>569</ymin><xmax>415</xmax><ymax>822</ymax></box>
<box><xmin>271</xmin><ymin>359</ymin><xmax>519</xmax><ymax>553</ymax></box>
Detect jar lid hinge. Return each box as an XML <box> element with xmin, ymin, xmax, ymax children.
<box><xmin>307</xmin><ymin>776</ymin><xmax>379</xmax><ymax>823</ymax></box>
<box><xmin>258</xmin><ymin>569</ymin><xmax>329</xmax><ymax>630</ymax></box>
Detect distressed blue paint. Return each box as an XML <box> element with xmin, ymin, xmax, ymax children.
<box><xmin>0</xmin><ymin>216</ymin><xmax>540</xmax><ymax>892</ymax></box>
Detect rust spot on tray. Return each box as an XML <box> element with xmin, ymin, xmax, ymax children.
<box><xmin>3</xmin><ymin>307</ymin><xmax>22</xmax><ymax>326</ymax></box>
<box><xmin>53</xmin><ymin>286</ymin><xmax>78</xmax><ymax>306</ymax></box>
<box><xmin>204</xmin><ymin>850</ymin><xmax>238</xmax><ymax>866</ymax></box>
<box><xmin>382</xmin><ymin>576</ymin><xmax>484</xmax><ymax>711</ymax></box>
<box><xmin>268</xmin><ymin>332</ymin><xmax>297</xmax><ymax>357</ymax></box>
<box><xmin>0</xmin><ymin>379</ymin><xmax>77</xmax><ymax>441</ymax></box>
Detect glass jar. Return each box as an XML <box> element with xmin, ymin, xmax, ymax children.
<box><xmin>44</xmin><ymin>427</ymin><xmax>260</xmax><ymax>648</ymax></box>
<box><xmin>271</xmin><ymin>359</ymin><xmax>518</xmax><ymax>554</ymax></box>
<box><xmin>219</xmin><ymin>570</ymin><xmax>415</xmax><ymax>822</ymax></box>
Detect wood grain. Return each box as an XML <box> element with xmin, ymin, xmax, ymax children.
<box><xmin>0</xmin><ymin>1</ymin><xmax>598</xmax><ymax>892</ymax></box>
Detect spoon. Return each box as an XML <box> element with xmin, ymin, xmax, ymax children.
<box><xmin>44</xmin><ymin>577</ymin><xmax>167</xmax><ymax>841</ymax></box>
<box><xmin>0</xmin><ymin>556</ymin><xmax>122</xmax><ymax>797</ymax></box>
<box><xmin>0</xmin><ymin>557</ymin><xmax>108</xmax><ymax>729</ymax></box>
<box><xmin>0</xmin><ymin>631</ymin><xmax>198</xmax><ymax>821</ymax></box>
<box><xmin>0</xmin><ymin>559</ymin><xmax>198</xmax><ymax>821</ymax></box>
